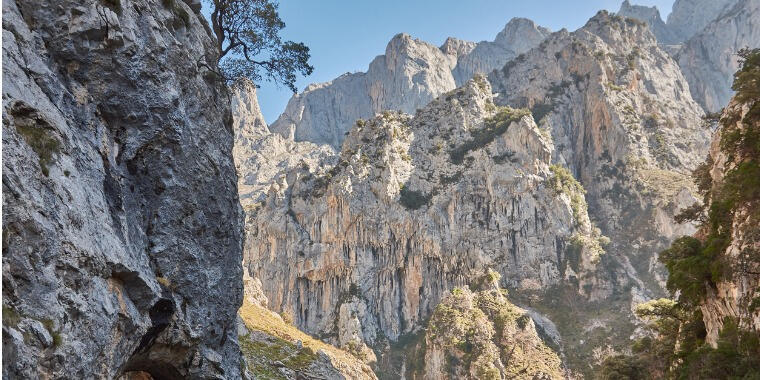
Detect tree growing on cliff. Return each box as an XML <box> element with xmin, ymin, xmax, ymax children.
<box><xmin>205</xmin><ymin>0</ymin><xmax>313</xmax><ymax>92</ymax></box>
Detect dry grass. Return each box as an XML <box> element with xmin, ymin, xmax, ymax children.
<box><xmin>238</xmin><ymin>301</ymin><xmax>372</xmax><ymax>375</ymax></box>
<box><xmin>637</xmin><ymin>168</ymin><xmax>695</xmax><ymax>199</ymax></box>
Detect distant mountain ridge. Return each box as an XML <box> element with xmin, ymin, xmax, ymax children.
<box><xmin>269</xmin><ymin>18</ymin><xmax>551</xmax><ymax>148</ymax></box>
<box><xmin>618</xmin><ymin>0</ymin><xmax>759</xmax><ymax>111</ymax></box>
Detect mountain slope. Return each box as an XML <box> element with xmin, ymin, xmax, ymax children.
<box><xmin>676</xmin><ymin>0</ymin><xmax>760</xmax><ymax>112</ymax></box>
<box><xmin>489</xmin><ymin>10</ymin><xmax>709</xmax><ymax>300</ymax></box>
<box><xmin>245</xmin><ymin>76</ymin><xmax>603</xmax><ymax>373</ymax></box>
<box><xmin>269</xmin><ymin>18</ymin><xmax>550</xmax><ymax>149</ymax></box>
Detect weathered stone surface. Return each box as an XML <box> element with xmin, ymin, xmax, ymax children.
<box><xmin>489</xmin><ymin>10</ymin><xmax>709</xmax><ymax>296</ymax></box>
<box><xmin>2</xmin><ymin>0</ymin><xmax>243</xmax><ymax>378</ymax></box>
<box><xmin>269</xmin><ymin>19</ymin><xmax>550</xmax><ymax>149</ymax></box>
<box><xmin>451</xmin><ymin>18</ymin><xmax>551</xmax><ymax>85</ymax></box>
<box><xmin>486</xmin><ymin>10</ymin><xmax>710</xmax><ymax>373</ymax></box>
<box><xmin>245</xmin><ymin>75</ymin><xmax>603</xmax><ymax>363</ymax></box>
<box><xmin>675</xmin><ymin>0</ymin><xmax>760</xmax><ymax>112</ymax></box>
<box><xmin>231</xmin><ymin>83</ymin><xmax>336</xmax><ymax>208</ymax></box>
<box><xmin>617</xmin><ymin>0</ymin><xmax>680</xmax><ymax>44</ymax></box>
<box><xmin>666</xmin><ymin>0</ymin><xmax>739</xmax><ymax>42</ymax></box>
<box><xmin>697</xmin><ymin>99</ymin><xmax>760</xmax><ymax>345</ymax></box>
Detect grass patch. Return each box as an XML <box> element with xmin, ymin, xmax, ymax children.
<box><xmin>16</xmin><ymin>124</ymin><xmax>60</xmax><ymax>177</ymax></box>
<box><xmin>3</xmin><ymin>304</ymin><xmax>22</xmax><ymax>328</ymax></box>
<box><xmin>238</xmin><ymin>301</ymin><xmax>371</xmax><ymax>377</ymax></box>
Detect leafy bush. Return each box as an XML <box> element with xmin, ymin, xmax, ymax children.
<box><xmin>399</xmin><ymin>186</ymin><xmax>431</xmax><ymax>210</ymax></box>
<box><xmin>530</xmin><ymin>103</ymin><xmax>554</xmax><ymax>123</ymax></box>
<box><xmin>547</xmin><ymin>165</ymin><xmax>587</xmax><ymax>226</ymax></box>
<box><xmin>658</xmin><ymin>237</ymin><xmax>713</xmax><ymax>306</ymax></box>
<box><xmin>449</xmin><ymin>107</ymin><xmax>529</xmax><ymax>164</ymax></box>
<box><xmin>597</xmin><ymin>355</ymin><xmax>644</xmax><ymax>380</ymax></box>
<box><xmin>677</xmin><ymin>318</ymin><xmax>760</xmax><ymax>379</ymax></box>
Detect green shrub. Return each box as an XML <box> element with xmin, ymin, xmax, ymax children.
<box><xmin>658</xmin><ymin>237</ymin><xmax>713</xmax><ymax>306</ymax></box>
<box><xmin>547</xmin><ymin>165</ymin><xmax>587</xmax><ymax>226</ymax></box>
<box><xmin>530</xmin><ymin>103</ymin><xmax>554</xmax><ymax>123</ymax></box>
<box><xmin>399</xmin><ymin>186</ymin><xmax>431</xmax><ymax>210</ymax></box>
<box><xmin>597</xmin><ymin>355</ymin><xmax>644</xmax><ymax>380</ymax></box>
<box><xmin>449</xmin><ymin>107</ymin><xmax>529</xmax><ymax>164</ymax></box>
<box><xmin>677</xmin><ymin>318</ymin><xmax>760</xmax><ymax>379</ymax></box>
<box><xmin>2</xmin><ymin>304</ymin><xmax>22</xmax><ymax>328</ymax></box>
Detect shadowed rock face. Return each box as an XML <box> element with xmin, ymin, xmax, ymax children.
<box><xmin>667</xmin><ymin>0</ymin><xmax>740</xmax><ymax>42</ymax></box>
<box><xmin>676</xmin><ymin>0</ymin><xmax>760</xmax><ymax>112</ymax></box>
<box><xmin>268</xmin><ymin>18</ymin><xmax>551</xmax><ymax>149</ymax></box>
<box><xmin>2</xmin><ymin>0</ymin><xmax>244</xmax><ymax>378</ymax></box>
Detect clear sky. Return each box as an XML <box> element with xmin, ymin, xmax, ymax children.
<box><xmin>253</xmin><ymin>0</ymin><xmax>675</xmax><ymax>123</ymax></box>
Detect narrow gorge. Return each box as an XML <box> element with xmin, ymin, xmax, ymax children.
<box><xmin>2</xmin><ymin>0</ymin><xmax>758</xmax><ymax>379</ymax></box>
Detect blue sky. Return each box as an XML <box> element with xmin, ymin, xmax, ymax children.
<box><xmin>251</xmin><ymin>0</ymin><xmax>675</xmax><ymax>123</ymax></box>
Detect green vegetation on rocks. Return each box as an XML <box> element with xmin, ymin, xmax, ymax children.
<box><xmin>547</xmin><ymin>164</ymin><xmax>587</xmax><ymax>227</ymax></box>
<box><xmin>424</xmin><ymin>271</ymin><xmax>563</xmax><ymax>379</ymax></box>
<box><xmin>449</xmin><ymin>106</ymin><xmax>530</xmax><ymax>164</ymax></box>
<box><xmin>600</xmin><ymin>48</ymin><xmax>760</xmax><ymax>380</ymax></box>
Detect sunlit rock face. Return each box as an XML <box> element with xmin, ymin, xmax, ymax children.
<box><xmin>2</xmin><ymin>0</ymin><xmax>244</xmax><ymax>378</ymax></box>
<box><xmin>666</xmin><ymin>0</ymin><xmax>740</xmax><ymax>42</ymax></box>
<box><xmin>617</xmin><ymin>0</ymin><xmax>759</xmax><ymax>112</ymax></box>
<box><xmin>422</xmin><ymin>273</ymin><xmax>564</xmax><ymax>380</ymax></box>
<box><xmin>697</xmin><ymin>99</ymin><xmax>760</xmax><ymax>346</ymax></box>
<box><xmin>269</xmin><ymin>18</ymin><xmax>551</xmax><ymax>149</ymax></box>
<box><xmin>233</xmin><ymin>9</ymin><xmax>716</xmax><ymax>376</ymax></box>
<box><xmin>617</xmin><ymin>0</ymin><xmax>680</xmax><ymax>44</ymax></box>
<box><xmin>244</xmin><ymin>77</ymin><xmax>601</xmax><ymax>348</ymax></box>
<box><xmin>489</xmin><ymin>11</ymin><xmax>710</xmax><ymax>301</ymax></box>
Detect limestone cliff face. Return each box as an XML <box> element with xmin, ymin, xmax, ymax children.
<box><xmin>617</xmin><ymin>0</ymin><xmax>680</xmax><ymax>45</ymax></box>
<box><xmin>245</xmin><ymin>77</ymin><xmax>602</xmax><ymax>356</ymax></box>
<box><xmin>489</xmin><ymin>11</ymin><xmax>710</xmax><ymax>302</ymax></box>
<box><xmin>697</xmin><ymin>99</ymin><xmax>760</xmax><ymax>345</ymax></box>
<box><xmin>666</xmin><ymin>0</ymin><xmax>740</xmax><ymax>42</ymax></box>
<box><xmin>269</xmin><ymin>19</ymin><xmax>550</xmax><ymax>149</ymax></box>
<box><xmin>617</xmin><ymin>0</ymin><xmax>759</xmax><ymax>112</ymax></box>
<box><xmin>231</xmin><ymin>82</ymin><xmax>336</xmax><ymax>207</ymax></box>
<box><xmin>451</xmin><ymin>18</ymin><xmax>551</xmax><ymax>86</ymax></box>
<box><xmin>2</xmin><ymin>0</ymin><xmax>244</xmax><ymax>378</ymax></box>
<box><xmin>675</xmin><ymin>0</ymin><xmax>760</xmax><ymax>112</ymax></box>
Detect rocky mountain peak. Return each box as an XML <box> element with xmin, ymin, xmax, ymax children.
<box><xmin>667</xmin><ymin>0</ymin><xmax>739</xmax><ymax>41</ymax></box>
<box><xmin>440</xmin><ymin>36</ymin><xmax>477</xmax><ymax>58</ymax></box>
<box><xmin>617</xmin><ymin>0</ymin><xmax>681</xmax><ymax>44</ymax></box>
<box><xmin>580</xmin><ymin>10</ymin><xmax>657</xmax><ymax>47</ymax></box>
<box><xmin>269</xmin><ymin>18</ymin><xmax>550</xmax><ymax>149</ymax></box>
<box><xmin>494</xmin><ymin>17</ymin><xmax>552</xmax><ymax>50</ymax></box>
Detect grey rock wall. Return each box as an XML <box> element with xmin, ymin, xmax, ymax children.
<box><xmin>2</xmin><ymin>0</ymin><xmax>244</xmax><ymax>378</ymax></box>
